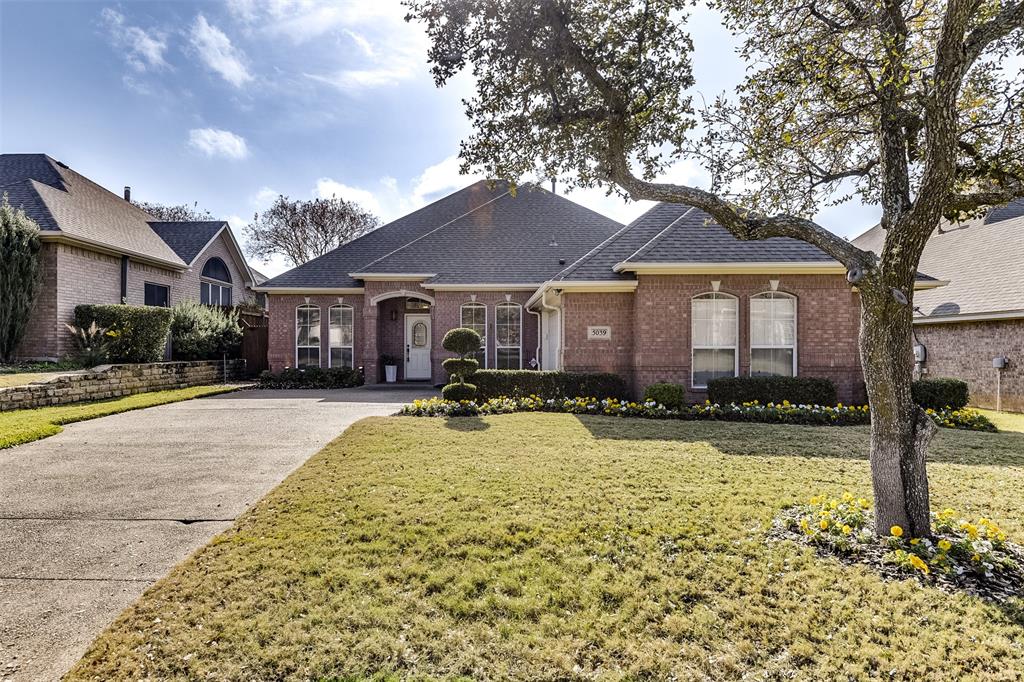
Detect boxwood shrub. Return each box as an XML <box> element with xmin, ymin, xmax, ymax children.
<box><xmin>912</xmin><ymin>378</ymin><xmax>969</xmax><ymax>410</ymax></box>
<box><xmin>643</xmin><ymin>382</ymin><xmax>687</xmax><ymax>410</ymax></box>
<box><xmin>74</xmin><ymin>304</ymin><xmax>172</xmax><ymax>364</ymax></box>
<box><xmin>472</xmin><ymin>370</ymin><xmax>629</xmax><ymax>401</ymax></box>
<box><xmin>257</xmin><ymin>367</ymin><xmax>364</xmax><ymax>389</ymax></box>
<box><xmin>707</xmin><ymin>375</ymin><xmax>838</xmax><ymax>406</ymax></box>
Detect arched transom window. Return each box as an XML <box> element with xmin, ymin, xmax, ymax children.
<box><xmin>200</xmin><ymin>257</ymin><xmax>232</xmax><ymax>307</ymax></box>
<box><xmin>329</xmin><ymin>304</ymin><xmax>354</xmax><ymax>369</ymax></box>
<box><xmin>296</xmin><ymin>304</ymin><xmax>320</xmax><ymax>368</ymax></box>
<box><xmin>751</xmin><ymin>291</ymin><xmax>797</xmax><ymax>377</ymax></box>
<box><xmin>460</xmin><ymin>302</ymin><xmax>487</xmax><ymax>368</ymax></box>
<box><xmin>495</xmin><ymin>302</ymin><xmax>522</xmax><ymax>369</ymax></box>
<box><xmin>691</xmin><ymin>292</ymin><xmax>738</xmax><ymax>388</ymax></box>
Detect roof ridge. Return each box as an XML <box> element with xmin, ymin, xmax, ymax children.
<box><xmin>552</xmin><ymin>203</ymin><xmax>664</xmax><ymax>280</ymax></box>
<box><xmin>351</xmin><ymin>187</ymin><xmax>513</xmax><ymax>273</ymax></box>
<box><xmin>622</xmin><ymin>206</ymin><xmax>696</xmax><ymax>263</ymax></box>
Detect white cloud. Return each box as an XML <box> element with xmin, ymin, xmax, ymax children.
<box><xmin>314</xmin><ymin>178</ymin><xmax>386</xmax><ymax>217</ymax></box>
<box><xmin>304</xmin><ymin>67</ymin><xmax>413</xmax><ymax>93</ymax></box>
<box><xmin>252</xmin><ymin>186</ymin><xmax>279</xmax><ymax>209</ymax></box>
<box><xmin>562</xmin><ymin>159</ymin><xmax>708</xmax><ymax>225</ymax></box>
<box><xmin>412</xmin><ymin>155</ymin><xmax>483</xmax><ymax>204</ymax></box>
<box><xmin>189</xmin><ymin>14</ymin><xmax>253</xmax><ymax>87</ymax></box>
<box><xmin>188</xmin><ymin>127</ymin><xmax>250</xmax><ymax>159</ymax></box>
<box><xmin>101</xmin><ymin>8</ymin><xmax>169</xmax><ymax>72</ymax></box>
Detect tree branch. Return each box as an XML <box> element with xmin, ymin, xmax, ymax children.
<box><xmin>964</xmin><ymin>0</ymin><xmax>1024</xmax><ymax>64</ymax></box>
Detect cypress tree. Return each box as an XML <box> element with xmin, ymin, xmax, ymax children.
<box><xmin>0</xmin><ymin>195</ymin><xmax>43</xmax><ymax>362</ymax></box>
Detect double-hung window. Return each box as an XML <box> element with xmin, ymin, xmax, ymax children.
<box><xmin>328</xmin><ymin>304</ymin><xmax>354</xmax><ymax>369</ymax></box>
<box><xmin>750</xmin><ymin>292</ymin><xmax>797</xmax><ymax>376</ymax></box>
<box><xmin>495</xmin><ymin>302</ymin><xmax>522</xmax><ymax>369</ymax></box>
<box><xmin>460</xmin><ymin>302</ymin><xmax>487</xmax><ymax>368</ymax></box>
<box><xmin>296</xmin><ymin>304</ymin><xmax>320</xmax><ymax>368</ymax></box>
<box><xmin>691</xmin><ymin>292</ymin><xmax>738</xmax><ymax>388</ymax></box>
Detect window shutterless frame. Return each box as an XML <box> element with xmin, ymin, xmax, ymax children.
<box><xmin>495</xmin><ymin>302</ymin><xmax>522</xmax><ymax>370</ymax></box>
<box><xmin>750</xmin><ymin>291</ymin><xmax>798</xmax><ymax>377</ymax></box>
<box><xmin>328</xmin><ymin>304</ymin><xmax>355</xmax><ymax>369</ymax></box>
<box><xmin>691</xmin><ymin>292</ymin><xmax>739</xmax><ymax>389</ymax></box>
<box><xmin>295</xmin><ymin>304</ymin><xmax>321</xmax><ymax>368</ymax></box>
<box><xmin>460</xmin><ymin>302</ymin><xmax>487</xmax><ymax>369</ymax></box>
<box><xmin>143</xmin><ymin>281</ymin><xmax>169</xmax><ymax>307</ymax></box>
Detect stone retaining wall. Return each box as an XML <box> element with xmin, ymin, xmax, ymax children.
<box><xmin>0</xmin><ymin>360</ymin><xmax>243</xmax><ymax>412</ymax></box>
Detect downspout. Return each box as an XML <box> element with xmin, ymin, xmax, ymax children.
<box><xmin>120</xmin><ymin>255</ymin><xmax>129</xmax><ymax>303</ymax></box>
<box><xmin>539</xmin><ymin>288</ymin><xmax>561</xmax><ymax>370</ymax></box>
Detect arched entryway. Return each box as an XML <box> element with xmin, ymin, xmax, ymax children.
<box><xmin>369</xmin><ymin>291</ymin><xmax>435</xmax><ymax>383</ymax></box>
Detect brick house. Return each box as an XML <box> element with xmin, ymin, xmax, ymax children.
<box><xmin>1</xmin><ymin>154</ymin><xmax>260</xmax><ymax>360</ymax></box>
<box><xmin>257</xmin><ymin>180</ymin><xmax>913</xmax><ymax>403</ymax></box>
<box><xmin>853</xmin><ymin>200</ymin><xmax>1024</xmax><ymax>411</ymax></box>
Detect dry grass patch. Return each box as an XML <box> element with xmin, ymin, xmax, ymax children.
<box><xmin>69</xmin><ymin>414</ymin><xmax>1024</xmax><ymax>680</ymax></box>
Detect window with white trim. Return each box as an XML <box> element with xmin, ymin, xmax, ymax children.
<box><xmin>750</xmin><ymin>291</ymin><xmax>797</xmax><ymax>377</ymax></box>
<box><xmin>296</xmin><ymin>304</ymin><xmax>320</xmax><ymax>368</ymax></box>
<box><xmin>691</xmin><ymin>292</ymin><xmax>738</xmax><ymax>388</ymax></box>
<box><xmin>200</xmin><ymin>257</ymin><xmax>233</xmax><ymax>307</ymax></box>
<box><xmin>460</xmin><ymin>302</ymin><xmax>487</xmax><ymax>368</ymax></box>
<box><xmin>328</xmin><ymin>304</ymin><xmax>354</xmax><ymax>369</ymax></box>
<box><xmin>495</xmin><ymin>302</ymin><xmax>522</xmax><ymax>369</ymax></box>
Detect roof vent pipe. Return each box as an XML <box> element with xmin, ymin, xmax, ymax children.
<box><xmin>123</xmin><ymin>186</ymin><xmax>131</xmax><ymax>202</ymax></box>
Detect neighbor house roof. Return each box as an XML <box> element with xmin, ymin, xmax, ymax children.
<box><xmin>0</xmin><ymin>154</ymin><xmax>185</xmax><ymax>267</ymax></box>
<box><xmin>852</xmin><ymin>208</ymin><xmax>1024</xmax><ymax>322</ymax></box>
<box><xmin>258</xmin><ymin>180</ymin><xmax>622</xmax><ymax>290</ymax></box>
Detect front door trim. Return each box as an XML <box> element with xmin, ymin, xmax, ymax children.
<box><xmin>404</xmin><ymin>313</ymin><xmax>432</xmax><ymax>380</ymax></box>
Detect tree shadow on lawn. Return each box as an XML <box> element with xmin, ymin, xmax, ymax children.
<box><xmin>444</xmin><ymin>416</ymin><xmax>491</xmax><ymax>431</ymax></box>
<box><xmin>573</xmin><ymin>415</ymin><xmax>1024</xmax><ymax>468</ymax></box>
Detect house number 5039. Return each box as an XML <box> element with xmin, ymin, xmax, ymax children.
<box><xmin>587</xmin><ymin>326</ymin><xmax>611</xmax><ymax>340</ymax></box>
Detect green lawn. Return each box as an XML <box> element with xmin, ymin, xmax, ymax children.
<box><xmin>69</xmin><ymin>415</ymin><xmax>1024</xmax><ymax>680</ymax></box>
<box><xmin>979</xmin><ymin>409</ymin><xmax>1024</xmax><ymax>433</ymax></box>
<box><xmin>0</xmin><ymin>385</ymin><xmax>239</xmax><ymax>449</ymax></box>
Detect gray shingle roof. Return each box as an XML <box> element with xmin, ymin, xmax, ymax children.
<box><xmin>984</xmin><ymin>197</ymin><xmax>1024</xmax><ymax>224</ymax></box>
<box><xmin>853</xmin><ymin>212</ymin><xmax>1024</xmax><ymax>318</ymax></box>
<box><xmin>0</xmin><ymin>154</ymin><xmax>185</xmax><ymax>266</ymax></box>
<box><xmin>260</xmin><ymin>180</ymin><xmax>622</xmax><ymax>288</ymax></box>
<box><xmin>556</xmin><ymin>202</ymin><xmax>836</xmax><ymax>282</ymax></box>
<box><xmin>149</xmin><ymin>221</ymin><xmax>226</xmax><ymax>264</ymax></box>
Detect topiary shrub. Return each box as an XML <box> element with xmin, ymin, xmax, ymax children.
<box><xmin>0</xmin><ymin>195</ymin><xmax>43</xmax><ymax>362</ymax></box>
<box><xmin>643</xmin><ymin>382</ymin><xmax>687</xmax><ymax>410</ymax></box>
<box><xmin>442</xmin><ymin>327</ymin><xmax>482</xmax><ymax>400</ymax></box>
<box><xmin>74</xmin><ymin>304</ymin><xmax>172</xmax><ymax>364</ymax></box>
<box><xmin>912</xmin><ymin>378</ymin><xmax>969</xmax><ymax>410</ymax></box>
<box><xmin>169</xmin><ymin>300</ymin><xmax>242</xmax><ymax>360</ymax></box>
<box><xmin>473</xmin><ymin>370</ymin><xmax>629</xmax><ymax>401</ymax></box>
<box><xmin>707</xmin><ymin>375</ymin><xmax>838</xmax><ymax>406</ymax></box>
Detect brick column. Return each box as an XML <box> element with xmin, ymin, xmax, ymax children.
<box><xmin>362</xmin><ymin>304</ymin><xmax>379</xmax><ymax>383</ymax></box>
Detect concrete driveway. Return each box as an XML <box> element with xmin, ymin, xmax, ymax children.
<box><xmin>0</xmin><ymin>386</ymin><xmax>433</xmax><ymax>682</ymax></box>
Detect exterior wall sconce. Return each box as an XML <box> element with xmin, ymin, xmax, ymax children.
<box><xmin>390</xmin><ymin>309</ymin><xmax>398</xmax><ymax>321</ymax></box>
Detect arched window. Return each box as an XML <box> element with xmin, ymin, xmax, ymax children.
<box><xmin>460</xmin><ymin>302</ymin><xmax>487</xmax><ymax>368</ymax></box>
<box><xmin>691</xmin><ymin>292</ymin><xmax>738</xmax><ymax>388</ymax></box>
<box><xmin>328</xmin><ymin>304</ymin><xmax>354</xmax><ymax>369</ymax></box>
<box><xmin>495</xmin><ymin>302</ymin><xmax>522</xmax><ymax>369</ymax></box>
<box><xmin>751</xmin><ymin>291</ymin><xmax>797</xmax><ymax>377</ymax></box>
<box><xmin>200</xmin><ymin>257</ymin><xmax>232</xmax><ymax>306</ymax></box>
<box><xmin>296</xmin><ymin>304</ymin><xmax>320</xmax><ymax>368</ymax></box>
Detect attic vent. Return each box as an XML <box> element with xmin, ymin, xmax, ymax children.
<box><xmin>558</xmin><ymin>258</ymin><xmax>566</xmax><ymax>265</ymax></box>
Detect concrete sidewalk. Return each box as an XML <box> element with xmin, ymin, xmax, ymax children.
<box><xmin>0</xmin><ymin>386</ymin><xmax>433</xmax><ymax>681</ymax></box>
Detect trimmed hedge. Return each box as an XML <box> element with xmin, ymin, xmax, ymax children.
<box><xmin>644</xmin><ymin>382</ymin><xmax>687</xmax><ymax>410</ymax></box>
<box><xmin>442</xmin><ymin>382</ymin><xmax>478</xmax><ymax>401</ymax></box>
<box><xmin>912</xmin><ymin>378</ymin><xmax>970</xmax><ymax>410</ymax></box>
<box><xmin>707</xmin><ymin>375</ymin><xmax>838</xmax><ymax>407</ymax></box>
<box><xmin>257</xmin><ymin>367</ymin><xmax>364</xmax><ymax>390</ymax></box>
<box><xmin>472</xmin><ymin>370</ymin><xmax>629</xmax><ymax>401</ymax></box>
<box><xmin>74</xmin><ymin>304</ymin><xmax>172</xmax><ymax>364</ymax></box>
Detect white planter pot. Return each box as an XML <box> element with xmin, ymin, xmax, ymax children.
<box><xmin>385</xmin><ymin>365</ymin><xmax>398</xmax><ymax>383</ymax></box>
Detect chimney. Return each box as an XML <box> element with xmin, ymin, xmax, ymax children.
<box><xmin>123</xmin><ymin>186</ymin><xmax>131</xmax><ymax>202</ymax></box>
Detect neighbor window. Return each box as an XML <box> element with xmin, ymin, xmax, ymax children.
<box><xmin>460</xmin><ymin>302</ymin><xmax>487</xmax><ymax>368</ymax></box>
<box><xmin>143</xmin><ymin>282</ymin><xmax>169</xmax><ymax>307</ymax></box>
<box><xmin>691</xmin><ymin>292</ymin><xmax>738</xmax><ymax>388</ymax></box>
<box><xmin>329</xmin><ymin>304</ymin><xmax>354</xmax><ymax>369</ymax></box>
<box><xmin>751</xmin><ymin>291</ymin><xmax>797</xmax><ymax>377</ymax></box>
<box><xmin>200</xmin><ymin>257</ymin><xmax>232</xmax><ymax>307</ymax></box>
<box><xmin>495</xmin><ymin>302</ymin><xmax>522</xmax><ymax>369</ymax></box>
<box><xmin>296</xmin><ymin>304</ymin><xmax>321</xmax><ymax>368</ymax></box>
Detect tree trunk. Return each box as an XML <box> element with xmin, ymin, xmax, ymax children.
<box><xmin>859</xmin><ymin>287</ymin><xmax>936</xmax><ymax>538</ymax></box>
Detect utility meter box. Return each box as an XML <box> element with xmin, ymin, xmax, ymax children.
<box><xmin>913</xmin><ymin>343</ymin><xmax>927</xmax><ymax>363</ymax></box>
<box><xmin>993</xmin><ymin>356</ymin><xmax>1008</xmax><ymax>369</ymax></box>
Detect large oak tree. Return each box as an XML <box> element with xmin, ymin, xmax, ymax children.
<box><xmin>407</xmin><ymin>0</ymin><xmax>1024</xmax><ymax>537</ymax></box>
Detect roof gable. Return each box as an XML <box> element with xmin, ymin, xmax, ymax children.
<box><xmin>150</xmin><ymin>221</ymin><xmax>227</xmax><ymax>265</ymax></box>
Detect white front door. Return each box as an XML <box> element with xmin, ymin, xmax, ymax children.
<box><xmin>404</xmin><ymin>314</ymin><xmax>432</xmax><ymax>380</ymax></box>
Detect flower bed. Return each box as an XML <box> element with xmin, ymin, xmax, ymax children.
<box><xmin>773</xmin><ymin>494</ymin><xmax>1024</xmax><ymax>601</ymax></box>
<box><xmin>401</xmin><ymin>396</ymin><xmax>996</xmax><ymax>431</ymax></box>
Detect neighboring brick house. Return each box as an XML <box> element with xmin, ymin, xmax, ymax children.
<box><xmin>1</xmin><ymin>154</ymin><xmax>259</xmax><ymax>360</ymax></box>
<box><xmin>853</xmin><ymin>200</ymin><xmax>1024</xmax><ymax>411</ymax></box>
<box><xmin>258</xmin><ymin>180</ymin><xmax>935</xmax><ymax>403</ymax></box>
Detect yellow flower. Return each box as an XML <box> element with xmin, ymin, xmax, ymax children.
<box><xmin>910</xmin><ymin>538</ymin><xmax>920</xmax><ymax>546</ymax></box>
<box><xmin>908</xmin><ymin>554</ymin><xmax>930</xmax><ymax>574</ymax></box>
<box><xmin>799</xmin><ymin>519</ymin><xmax>811</xmax><ymax>534</ymax></box>
<box><xmin>971</xmin><ymin>553</ymin><xmax>980</xmax><ymax>562</ymax></box>
<box><xmin>858</xmin><ymin>498</ymin><xmax>870</xmax><ymax>509</ymax></box>
<box><xmin>841</xmin><ymin>525</ymin><xmax>852</xmax><ymax>535</ymax></box>
<box><xmin>842</xmin><ymin>491</ymin><xmax>854</xmax><ymax>502</ymax></box>
<box><xmin>938</xmin><ymin>539</ymin><xmax>952</xmax><ymax>552</ymax></box>
<box><xmin>782</xmin><ymin>399</ymin><xmax>791</xmax><ymax>406</ymax></box>
<box><xmin>890</xmin><ymin>525</ymin><xmax>904</xmax><ymax>538</ymax></box>
<box><xmin>819</xmin><ymin>519</ymin><xmax>830</xmax><ymax>530</ymax></box>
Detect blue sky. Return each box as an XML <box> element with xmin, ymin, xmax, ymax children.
<box><xmin>1</xmin><ymin>0</ymin><xmax>880</xmax><ymax>276</ymax></box>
